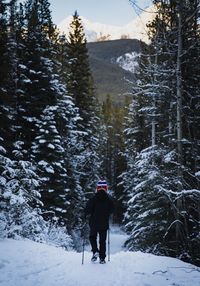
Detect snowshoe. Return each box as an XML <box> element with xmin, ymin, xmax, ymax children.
<box><xmin>91</xmin><ymin>252</ymin><xmax>99</xmax><ymax>262</ymax></box>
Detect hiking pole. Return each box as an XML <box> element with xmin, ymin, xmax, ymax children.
<box><xmin>108</xmin><ymin>228</ymin><xmax>110</xmax><ymax>262</ymax></box>
<box><xmin>82</xmin><ymin>222</ymin><xmax>86</xmax><ymax>265</ymax></box>
<box><xmin>82</xmin><ymin>234</ymin><xmax>85</xmax><ymax>265</ymax></box>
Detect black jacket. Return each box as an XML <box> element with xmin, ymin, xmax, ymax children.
<box><xmin>85</xmin><ymin>190</ymin><xmax>114</xmax><ymax>231</ymax></box>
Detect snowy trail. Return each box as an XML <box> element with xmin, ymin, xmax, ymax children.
<box><xmin>0</xmin><ymin>226</ymin><xmax>199</xmax><ymax>286</ymax></box>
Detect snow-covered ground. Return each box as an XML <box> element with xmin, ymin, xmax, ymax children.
<box><xmin>0</xmin><ymin>226</ymin><xmax>199</xmax><ymax>286</ymax></box>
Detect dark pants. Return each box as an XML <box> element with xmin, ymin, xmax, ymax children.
<box><xmin>89</xmin><ymin>229</ymin><xmax>107</xmax><ymax>260</ymax></box>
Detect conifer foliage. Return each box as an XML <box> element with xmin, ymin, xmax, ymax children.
<box><xmin>0</xmin><ymin>1</ymin><xmax>98</xmax><ymax>246</ymax></box>
<box><xmin>1</xmin><ymin>0</ymin><xmax>199</xmax><ymax>266</ymax></box>
<box><xmin>123</xmin><ymin>0</ymin><xmax>200</xmax><ymax>266</ymax></box>
<box><xmin>65</xmin><ymin>11</ymin><xmax>101</xmax><ymax>196</ymax></box>
<box><xmin>101</xmin><ymin>95</ymin><xmax>127</xmax><ymax>221</ymax></box>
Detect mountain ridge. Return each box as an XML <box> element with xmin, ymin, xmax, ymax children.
<box><xmin>58</xmin><ymin>6</ymin><xmax>155</xmax><ymax>43</ymax></box>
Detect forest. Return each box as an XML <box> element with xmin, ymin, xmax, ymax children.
<box><xmin>0</xmin><ymin>0</ymin><xmax>199</xmax><ymax>266</ymax></box>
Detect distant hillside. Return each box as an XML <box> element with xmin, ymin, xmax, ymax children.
<box><xmin>87</xmin><ymin>39</ymin><xmax>141</xmax><ymax>61</ymax></box>
<box><xmin>87</xmin><ymin>39</ymin><xmax>144</xmax><ymax>103</ymax></box>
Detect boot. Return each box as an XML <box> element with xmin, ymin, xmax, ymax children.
<box><xmin>91</xmin><ymin>252</ymin><xmax>99</xmax><ymax>262</ymax></box>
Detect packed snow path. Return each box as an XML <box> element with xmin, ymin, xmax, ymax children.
<box><xmin>0</xmin><ymin>226</ymin><xmax>199</xmax><ymax>286</ymax></box>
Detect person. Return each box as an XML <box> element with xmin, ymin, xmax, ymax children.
<box><xmin>85</xmin><ymin>178</ymin><xmax>114</xmax><ymax>264</ymax></box>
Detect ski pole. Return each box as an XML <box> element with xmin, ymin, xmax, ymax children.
<box><xmin>82</xmin><ymin>222</ymin><xmax>86</xmax><ymax>265</ymax></box>
<box><xmin>82</xmin><ymin>234</ymin><xmax>85</xmax><ymax>265</ymax></box>
<box><xmin>108</xmin><ymin>228</ymin><xmax>110</xmax><ymax>262</ymax></box>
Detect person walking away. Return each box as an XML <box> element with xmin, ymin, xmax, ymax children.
<box><xmin>85</xmin><ymin>178</ymin><xmax>114</xmax><ymax>264</ymax></box>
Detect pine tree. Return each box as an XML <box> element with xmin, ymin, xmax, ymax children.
<box><xmin>101</xmin><ymin>95</ymin><xmax>115</xmax><ymax>182</ymax></box>
<box><xmin>65</xmin><ymin>11</ymin><xmax>101</xmax><ymax>195</ymax></box>
<box><xmin>122</xmin><ymin>0</ymin><xmax>200</xmax><ymax>265</ymax></box>
<box><xmin>66</xmin><ymin>11</ymin><xmax>92</xmax><ymax>122</ymax></box>
<box><xmin>0</xmin><ymin>0</ymin><xmax>10</xmax><ymax>152</ymax></box>
<box><xmin>1</xmin><ymin>147</ymin><xmax>44</xmax><ymax>239</ymax></box>
<box><xmin>0</xmin><ymin>0</ymin><xmax>86</xmax><ymax>244</ymax></box>
<box><xmin>0</xmin><ymin>0</ymin><xmax>45</xmax><ymax>240</ymax></box>
<box><xmin>124</xmin><ymin>145</ymin><xmax>186</xmax><ymax>254</ymax></box>
<box><xmin>55</xmin><ymin>33</ymin><xmax>87</xmax><ymax>229</ymax></box>
<box><xmin>101</xmin><ymin>95</ymin><xmax>127</xmax><ymax>221</ymax></box>
<box><xmin>0</xmin><ymin>0</ymin><xmax>18</xmax><ymax>154</ymax></box>
<box><xmin>19</xmin><ymin>1</ymin><xmax>84</xmax><ymax>229</ymax></box>
<box><xmin>56</xmin><ymin>90</ymin><xmax>85</xmax><ymax>230</ymax></box>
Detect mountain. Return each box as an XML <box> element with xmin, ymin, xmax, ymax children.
<box><xmin>87</xmin><ymin>39</ymin><xmax>144</xmax><ymax>103</ymax></box>
<box><xmin>58</xmin><ymin>6</ymin><xmax>155</xmax><ymax>43</ymax></box>
<box><xmin>58</xmin><ymin>7</ymin><xmax>154</xmax><ymax>104</ymax></box>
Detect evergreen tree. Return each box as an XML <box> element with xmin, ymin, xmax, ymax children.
<box><xmin>123</xmin><ymin>145</ymin><xmax>182</xmax><ymax>254</ymax></box>
<box><xmin>0</xmin><ymin>0</ymin><xmax>10</xmax><ymax>152</ymax></box>
<box><xmin>101</xmin><ymin>95</ymin><xmax>115</xmax><ymax>183</ymax></box>
<box><xmin>101</xmin><ymin>95</ymin><xmax>127</xmax><ymax>221</ymax></box>
<box><xmin>65</xmin><ymin>11</ymin><xmax>101</xmax><ymax>195</ymax></box>
<box><xmin>122</xmin><ymin>0</ymin><xmax>200</xmax><ymax>265</ymax></box>
<box><xmin>56</xmin><ymin>91</ymin><xmax>85</xmax><ymax>230</ymax></box>
<box><xmin>0</xmin><ymin>0</ymin><xmax>85</xmax><ymax>245</ymax></box>
<box><xmin>0</xmin><ymin>0</ymin><xmax>18</xmax><ymax>154</ymax></box>
<box><xmin>66</xmin><ymin>11</ymin><xmax>92</xmax><ymax>124</ymax></box>
<box><xmin>20</xmin><ymin>1</ymin><xmax>84</xmax><ymax>229</ymax></box>
<box><xmin>0</xmin><ymin>148</ymin><xmax>43</xmax><ymax>239</ymax></box>
<box><xmin>0</xmin><ymin>0</ymin><xmax>45</xmax><ymax>241</ymax></box>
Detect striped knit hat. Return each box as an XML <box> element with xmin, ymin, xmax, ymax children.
<box><xmin>96</xmin><ymin>178</ymin><xmax>108</xmax><ymax>191</ymax></box>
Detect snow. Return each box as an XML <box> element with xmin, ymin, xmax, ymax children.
<box><xmin>128</xmin><ymin>192</ymin><xmax>143</xmax><ymax>204</ymax></box>
<box><xmin>116</xmin><ymin>52</ymin><xmax>139</xmax><ymax>73</ymax></box>
<box><xmin>18</xmin><ymin>64</ymin><xmax>27</xmax><ymax>70</ymax></box>
<box><xmin>0</xmin><ymin>227</ymin><xmax>199</xmax><ymax>286</ymax></box>
<box><xmin>38</xmin><ymin>161</ymin><xmax>55</xmax><ymax>174</ymax></box>
<box><xmin>47</xmin><ymin>143</ymin><xmax>55</xmax><ymax>150</ymax></box>
<box><xmin>39</xmin><ymin>139</ymin><xmax>46</xmax><ymax>144</ymax></box>
<box><xmin>58</xmin><ymin>6</ymin><xmax>156</xmax><ymax>43</ymax></box>
<box><xmin>0</xmin><ymin>176</ymin><xmax>6</xmax><ymax>185</ymax></box>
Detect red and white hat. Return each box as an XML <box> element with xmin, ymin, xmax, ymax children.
<box><xmin>96</xmin><ymin>178</ymin><xmax>108</xmax><ymax>191</ymax></box>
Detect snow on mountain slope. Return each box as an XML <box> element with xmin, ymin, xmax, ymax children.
<box><xmin>58</xmin><ymin>6</ymin><xmax>155</xmax><ymax>43</ymax></box>
<box><xmin>0</xmin><ymin>227</ymin><xmax>200</xmax><ymax>286</ymax></box>
<box><xmin>115</xmin><ymin>52</ymin><xmax>139</xmax><ymax>73</ymax></box>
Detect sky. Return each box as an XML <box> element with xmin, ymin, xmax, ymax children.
<box><xmin>49</xmin><ymin>0</ymin><xmax>152</xmax><ymax>26</ymax></box>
